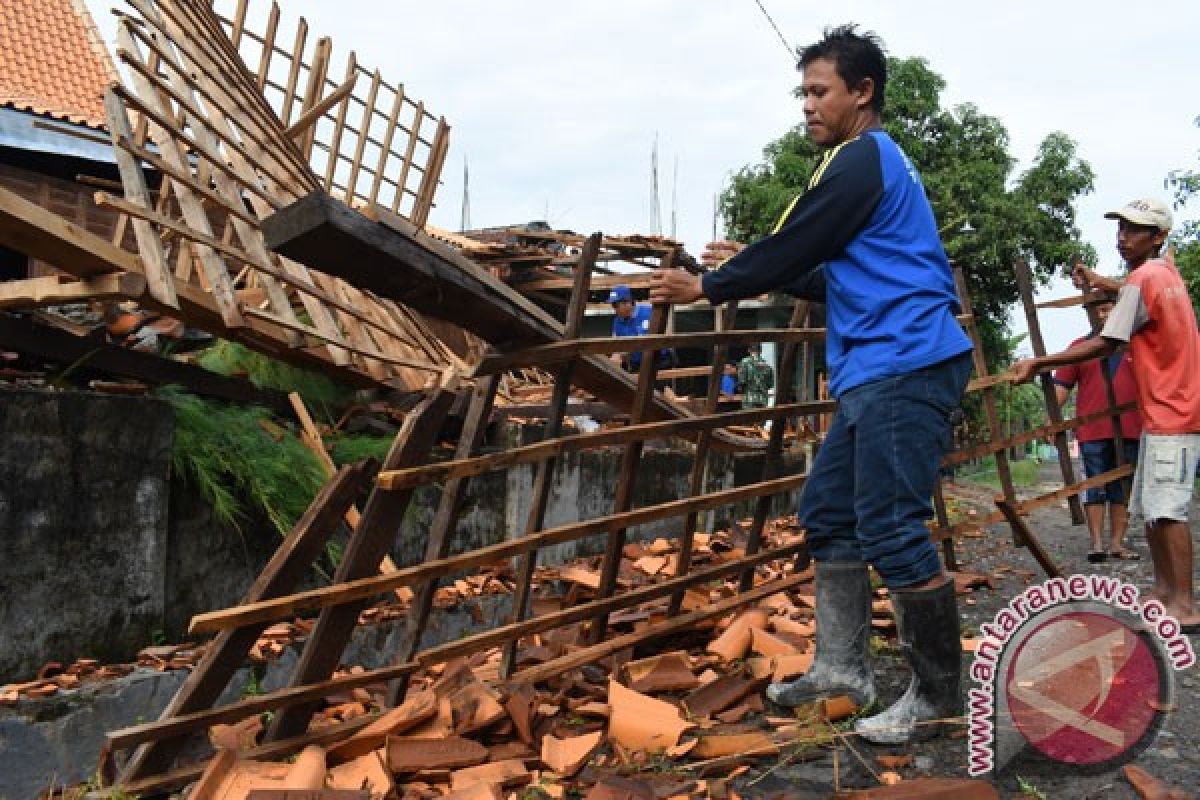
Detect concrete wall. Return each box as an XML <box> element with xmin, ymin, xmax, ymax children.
<box><xmin>0</xmin><ymin>390</ymin><xmax>174</xmax><ymax>681</ymax></box>
<box><xmin>0</xmin><ymin>389</ymin><xmax>801</xmax><ymax>682</ymax></box>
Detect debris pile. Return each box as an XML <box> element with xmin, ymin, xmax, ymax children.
<box><xmin>19</xmin><ymin>516</ymin><xmax>1002</xmax><ymax>798</ymax></box>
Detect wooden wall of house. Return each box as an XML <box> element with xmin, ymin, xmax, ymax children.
<box><xmin>0</xmin><ymin>160</ymin><xmax>135</xmax><ymax>279</ymax></box>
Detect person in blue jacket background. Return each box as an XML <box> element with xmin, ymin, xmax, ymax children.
<box><xmin>608</xmin><ymin>284</ymin><xmax>671</xmax><ymax>371</ymax></box>
<box><xmin>651</xmin><ymin>24</ymin><xmax>971</xmax><ymax>745</ymax></box>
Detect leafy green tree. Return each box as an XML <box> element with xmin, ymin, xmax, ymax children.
<box><xmin>1166</xmin><ymin>114</ymin><xmax>1200</xmax><ymax>318</ymax></box>
<box><xmin>720</xmin><ymin>57</ymin><xmax>1095</xmax><ymax>368</ymax></box>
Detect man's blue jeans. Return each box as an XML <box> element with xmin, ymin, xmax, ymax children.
<box><xmin>799</xmin><ymin>353</ymin><xmax>972</xmax><ymax>589</ymax></box>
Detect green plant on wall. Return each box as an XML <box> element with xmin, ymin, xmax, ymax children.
<box><xmin>161</xmin><ymin>387</ymin><xmax>327</xmax><ymax>536</ymax></box>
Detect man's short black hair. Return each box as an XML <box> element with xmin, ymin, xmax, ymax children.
<box><xmin>797</xmin><ymin>24</ymin><xmax>887</xmax><ymax>112</ymax></box>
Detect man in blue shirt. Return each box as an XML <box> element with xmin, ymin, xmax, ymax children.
<box><xmin>608</xmin><ymin>284</ymin><xmax>671</xmax><ymax>371</ymax></box>
<box><xmin>651</xmin><ymin>24</ymin><xmax>971</xmax><ymax>745</ymax></box>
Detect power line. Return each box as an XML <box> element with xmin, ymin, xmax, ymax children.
<box><xmin>751</xmin><ymin>0</ymin><xmax>798</xmax><ymax>65</ymax></box>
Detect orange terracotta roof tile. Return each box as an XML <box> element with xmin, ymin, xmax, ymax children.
<box><xmin>0</xmin><ymin>0</ymin><xmax>116</xmax><ymax>129</ymax></box>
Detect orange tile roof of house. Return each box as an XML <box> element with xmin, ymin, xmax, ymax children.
<box><xmin>0</xmin><ymin>0</ymin><xmax>117</xmax><ymax>130</ymax></box>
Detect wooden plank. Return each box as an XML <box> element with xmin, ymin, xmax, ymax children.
<box><xmin>93</xmin><ymin>192</ymin><xmax>416</xmax><ymax>354</ymax></box>
<box><xmin>189</xmin><ymin>472</ymin><xmax>808</xmax><ymax>636</ymax></box>
<box><xmin>107</xmin><ymin>83</ymin><xmax>246</xmax><ymax>329</ymax></box>
<box><xmin>391</xmin><ymin>100</ymin><xmax>423</xmax><ymax>214</ymax></box>
<box><xmin>515</xmin><ymin>272</ymin><xmax>659</xmax><ymax>292</ymax></box>
<box><xmin>288</xmin><ymin>392</ymin><xmax>406</xmax><ymax>594</ymax></box>
<box><xmin>591</xmin><ymin>247</ymin><xmax>678</xmax><ymax>641</ymax></box>
<box><xmin>102</xmin><ymin>90</ymin><xmax>178</xmax><ymax>308</ymax></box>
<box><xmin>278</xmin><ymin>14</ymin><xmax>309</xmax><ymax>127</ymax></box>
<box><xmin>501</xmin><ymin>233</ymin><xmax>599</xmax><ymax>678</ymax></box>
<box><xmin>410</xmin><ymin>116</ymin><xmax>449</xmax><ymax>227</ymax></box>
<box><xmin>260</xmin><ymin>192</ymin><xmax>749</xmax><ymax>443</ymax></box>
<box><xmin>668</xmin><ymin>301</ymin><xmax>739</xmax><ymax>616</ymax></box>
<box><xmin>0</xmin><ymin>314</ymin><xmax>291</xmax><ymax>414</ymax></box>
<box><xmin>0</xmin><ymin>272</ymin><xmax>145</xmax><ymax>310</ymax></box>
<box><xmin>110</xmin><ymin>656</ymin><xmax>416</xmax><ymax>754</ymax></box>
<box><xmin>654</xmin><ymin>365</ymin><xmax>715</xmax><ymax>380</ymax></box>
<box><xmin>473</xmin><ymin>329</ymin><xmax>829</xmax><ymax>375</ymax></box>
<box><xmin>933</xmin><ymin>464</ymin><xmax>1134</xmax><ymax>541</ymax></box>
<box><xmin>379</xmin><ymin>400</ymin><xmax>836</xmax><ymax>491</ymax></box>
<box><xmin>265</xmin><ymin>371</ymin><xmax>460</xmax><ymax>741</ymax></box>
<box><xmin>953</xmin><ymin>266</ymin><xmax>1016</xmax><ymax>531</ymax></box>
<box><xmin>384</xmin><ymin>374</ymin><xmax>500</xmax><ymax>706</ymax></box>
<box><xmin>942</xmin><ymin>403</ymin><xmax>1136</xmax><ymax>468</ymax></box>
<box><xmin>323</xmin><ymin>51</ymin><xmax>358</xmax><ymax>188</ymax></box>
<box><xmin>120</xmin><ymin>459</ymin><xmax>378</xmax><ymax>781</ymax></box>
<box><xmin>428</xmin><ymin>541</ymin><xmax>807</xmax><ymax>671</ymax></box>
<box><xmin>368</xmin><ymin>85</ymin><xmax>405</xmax><ymax>206</ymax></box>
<box><xmin>996</xmin><ymin>498</ymin><xmax>1063</xmax><ymax>579</ymax></box>
<box><xmin>739</xmin><ymin>300</ymin><xmax>809</xmax><ymax>591</ymax></box>
<box><xmin>124</xmin><ymin>0</ymin><xmax>316</xmax><ymax>194</ymax></box>
<box><xmin>243</xmin><ymin>306</ymin><xmax>440</xmax><ymax>371</ymax></box>
<box><xmin>254</xmin><ymin>1</ymin><xmax>281</xmax><ymax>92</ymax></box>
<box><xmin>286</xmin><ymin>70</ymin><xmax>358</xmax><ymax>142</ymax></box>
<box><xmin>509</xmin><ymin>572</ymin><xmax>811</xmax><ymax>686</ymax></box>
<box><xmin>115</xmin><ymin>28</ymin><xmax>306</xmax><ymax>346</ymax></box>
<box><xmin>1014</xmin><ymin>259</ymin><xmax>1084</xmax><ymax>525</ymax></box>
<box><xmin>118</xmin><ymin>716</ymin><xmax>374</xmax><ymax>797</ymax></box>
<box><xmin>345</xmin><ymin>70</ymin><xmax>382</xmax><ymax>202</ymax></box>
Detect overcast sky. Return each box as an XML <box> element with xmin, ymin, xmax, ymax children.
<box><xmin>85</xmin><ymin>0</ymin><xmax>1200</xmax><ymax>352</ymax></box>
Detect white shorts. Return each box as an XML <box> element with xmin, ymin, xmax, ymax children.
<box><xmin>1129</xmin><ymin>433</ymin><xmax>1200</xmax><ymax>522</ymax></box>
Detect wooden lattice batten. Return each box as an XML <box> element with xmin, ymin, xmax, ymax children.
<box><xmin>95</xmin><ymin>0</ymin><xmax>471</xmax><ymax>391</ymax></box>
<box><xmin>211</xmin><ymin>0</ymin><xmax>450</xmax><ymax>226</ymax></box>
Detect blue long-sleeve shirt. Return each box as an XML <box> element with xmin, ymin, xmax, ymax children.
<box><xmin>702</xmin><ymin>129</ymin><xmax>971</xmax><ymax>396</ymax></box>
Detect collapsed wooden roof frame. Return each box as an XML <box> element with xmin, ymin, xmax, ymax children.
<box><xmin>101</xmin><ymin>231</ymin><xmax>1129</xmax><ymax>794</ymax></box>
<box><xmin>29</xmin><ymin>0</ymin><xmax>472</xmax><ymax>392</ymax></box>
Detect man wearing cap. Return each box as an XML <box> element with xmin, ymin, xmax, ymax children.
<box><xmin>651</xmin><ymin>25</ymin><xmax>973</xmax><ymax>744</ymax></box>
<box><xmin>608</xmin><ymin>284</ymin><xmax>652</xmax><ymax>371</ymax></box>
<box><xmin>1052</xmin><ymin>295</ymin><xmax>1143</xmax><ymax>564</ymax></box>
<box><xmin>1014</xmin><ymin>198</ymin><xmax>1200</xmax><ymax>631</ymax></box>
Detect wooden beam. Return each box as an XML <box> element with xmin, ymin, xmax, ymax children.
<box><xmin>0</xmin><ymin>314</ymin><xmax>292</xmax><ymax>414</ymax></box>
<box><xmin>385</xmin><ymin>374</ymin><xmax>500</xmax><ymax>705</ymax></box>
<box><xmin>739</xmin><ymin>300</ymin><xmax>809</xmax><ymax>591</ymax></box>
<box><xmin>942</xmin><ymin>403</ymin><xmax>1136</xmax><ymax>468</ymax></box>
<box><xmin>501</xmin><ymin>233</ymin><xmax>599</xmax><ymax>678</ymax></box>
<box><xmin>379</xmin><ymin>400</ymin><xmax>835</xmax><ymax>491</ymax></box>
<box><xmin>508</xmin><ymin>572</ymin><xmax>811</xmax><ymax>685</ymax></box>
<box><xmin>669</xmin><ymin>301</ymin><xmax>739</xmax><ymax>615</ymax></box>
<box><xmin>117</xmin><ymin>716</ymin><xmax>374</xmax><ymax>797</ymax></box>
<box><xmin>265</xmin><ymin>371</ymin><xmax>460</xmax><ymax>740</ymax></box>
<box><xmin>1014</xmin><ymin>259</ymin><xmax>1085</xmax><ymax>525</ymax></box>
<box><xmin>996</xmin><ymin>498</ymin><xmax>1063</xmax><ymax>579</ymax></box>
<box><xmin>0</xmin><ymin>273</ymin><xmax>146</xmax><ymax>310</ymax></box>
<box><xmin>188</xmin><ymin>472</ymin><xmax>808</xmax><ymax>636</ymax></box>
<box><xmin>285</xmin><ymin>70</ymin><xmax>359</xmax><ymax>141</ymax></box>
<box><xmin>119</xmin><ymin>459</ymin><xmax>378</xmax><ymax>781</ymax></box>
<box><xmin>472</xmin><ymin>329</ymin><xmax>829</xmax><ymax>375</ymax></box>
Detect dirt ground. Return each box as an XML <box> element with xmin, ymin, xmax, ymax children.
<box><xmin>739</xmin><ymin>461</ymin><xmax>1200</xmax><ymax>799</ymax></box>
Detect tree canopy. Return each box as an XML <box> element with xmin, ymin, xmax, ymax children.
<box><xmin>719</xmin><ymin>56</ymin><xmax>1095</xmax><ymax>368</ymax></box>
<box><xmin>1166</xmin><ymin>115</ymin><xmax>1200</xmax><ymax>318</ymax></box>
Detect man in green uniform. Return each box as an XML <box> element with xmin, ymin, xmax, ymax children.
<box><xmin>737</xmin><ymin>344</ymin><xmax>774</xmax><ymax>409</ymax></box>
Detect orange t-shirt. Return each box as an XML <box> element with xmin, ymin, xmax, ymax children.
<box><xmin>1101</xmin><ymin>258</ymin><xmax>1200</xmax><ymax>433</ymax></box>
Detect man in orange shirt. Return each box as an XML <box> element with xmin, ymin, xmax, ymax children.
<box><xmin>1014</xmin><ymin>198</ymin><xmax>1200</xmax><ymax>630</ymax></box>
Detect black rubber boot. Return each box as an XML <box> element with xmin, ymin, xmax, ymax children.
<box><xmin>765</xmin><ymin>561</ymin><xmax>876</xmax><ymax>708</ymax></box>
<box><xmin>855</xmin><ymin>578</ymin><xmax>962</xmax><ymax>744</ymax></box>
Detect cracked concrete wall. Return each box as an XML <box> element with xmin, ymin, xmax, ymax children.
<box><xmin>0</xmin><ymin>389</ymin><xmax>173</xmax><ymax>683</ymax></box>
